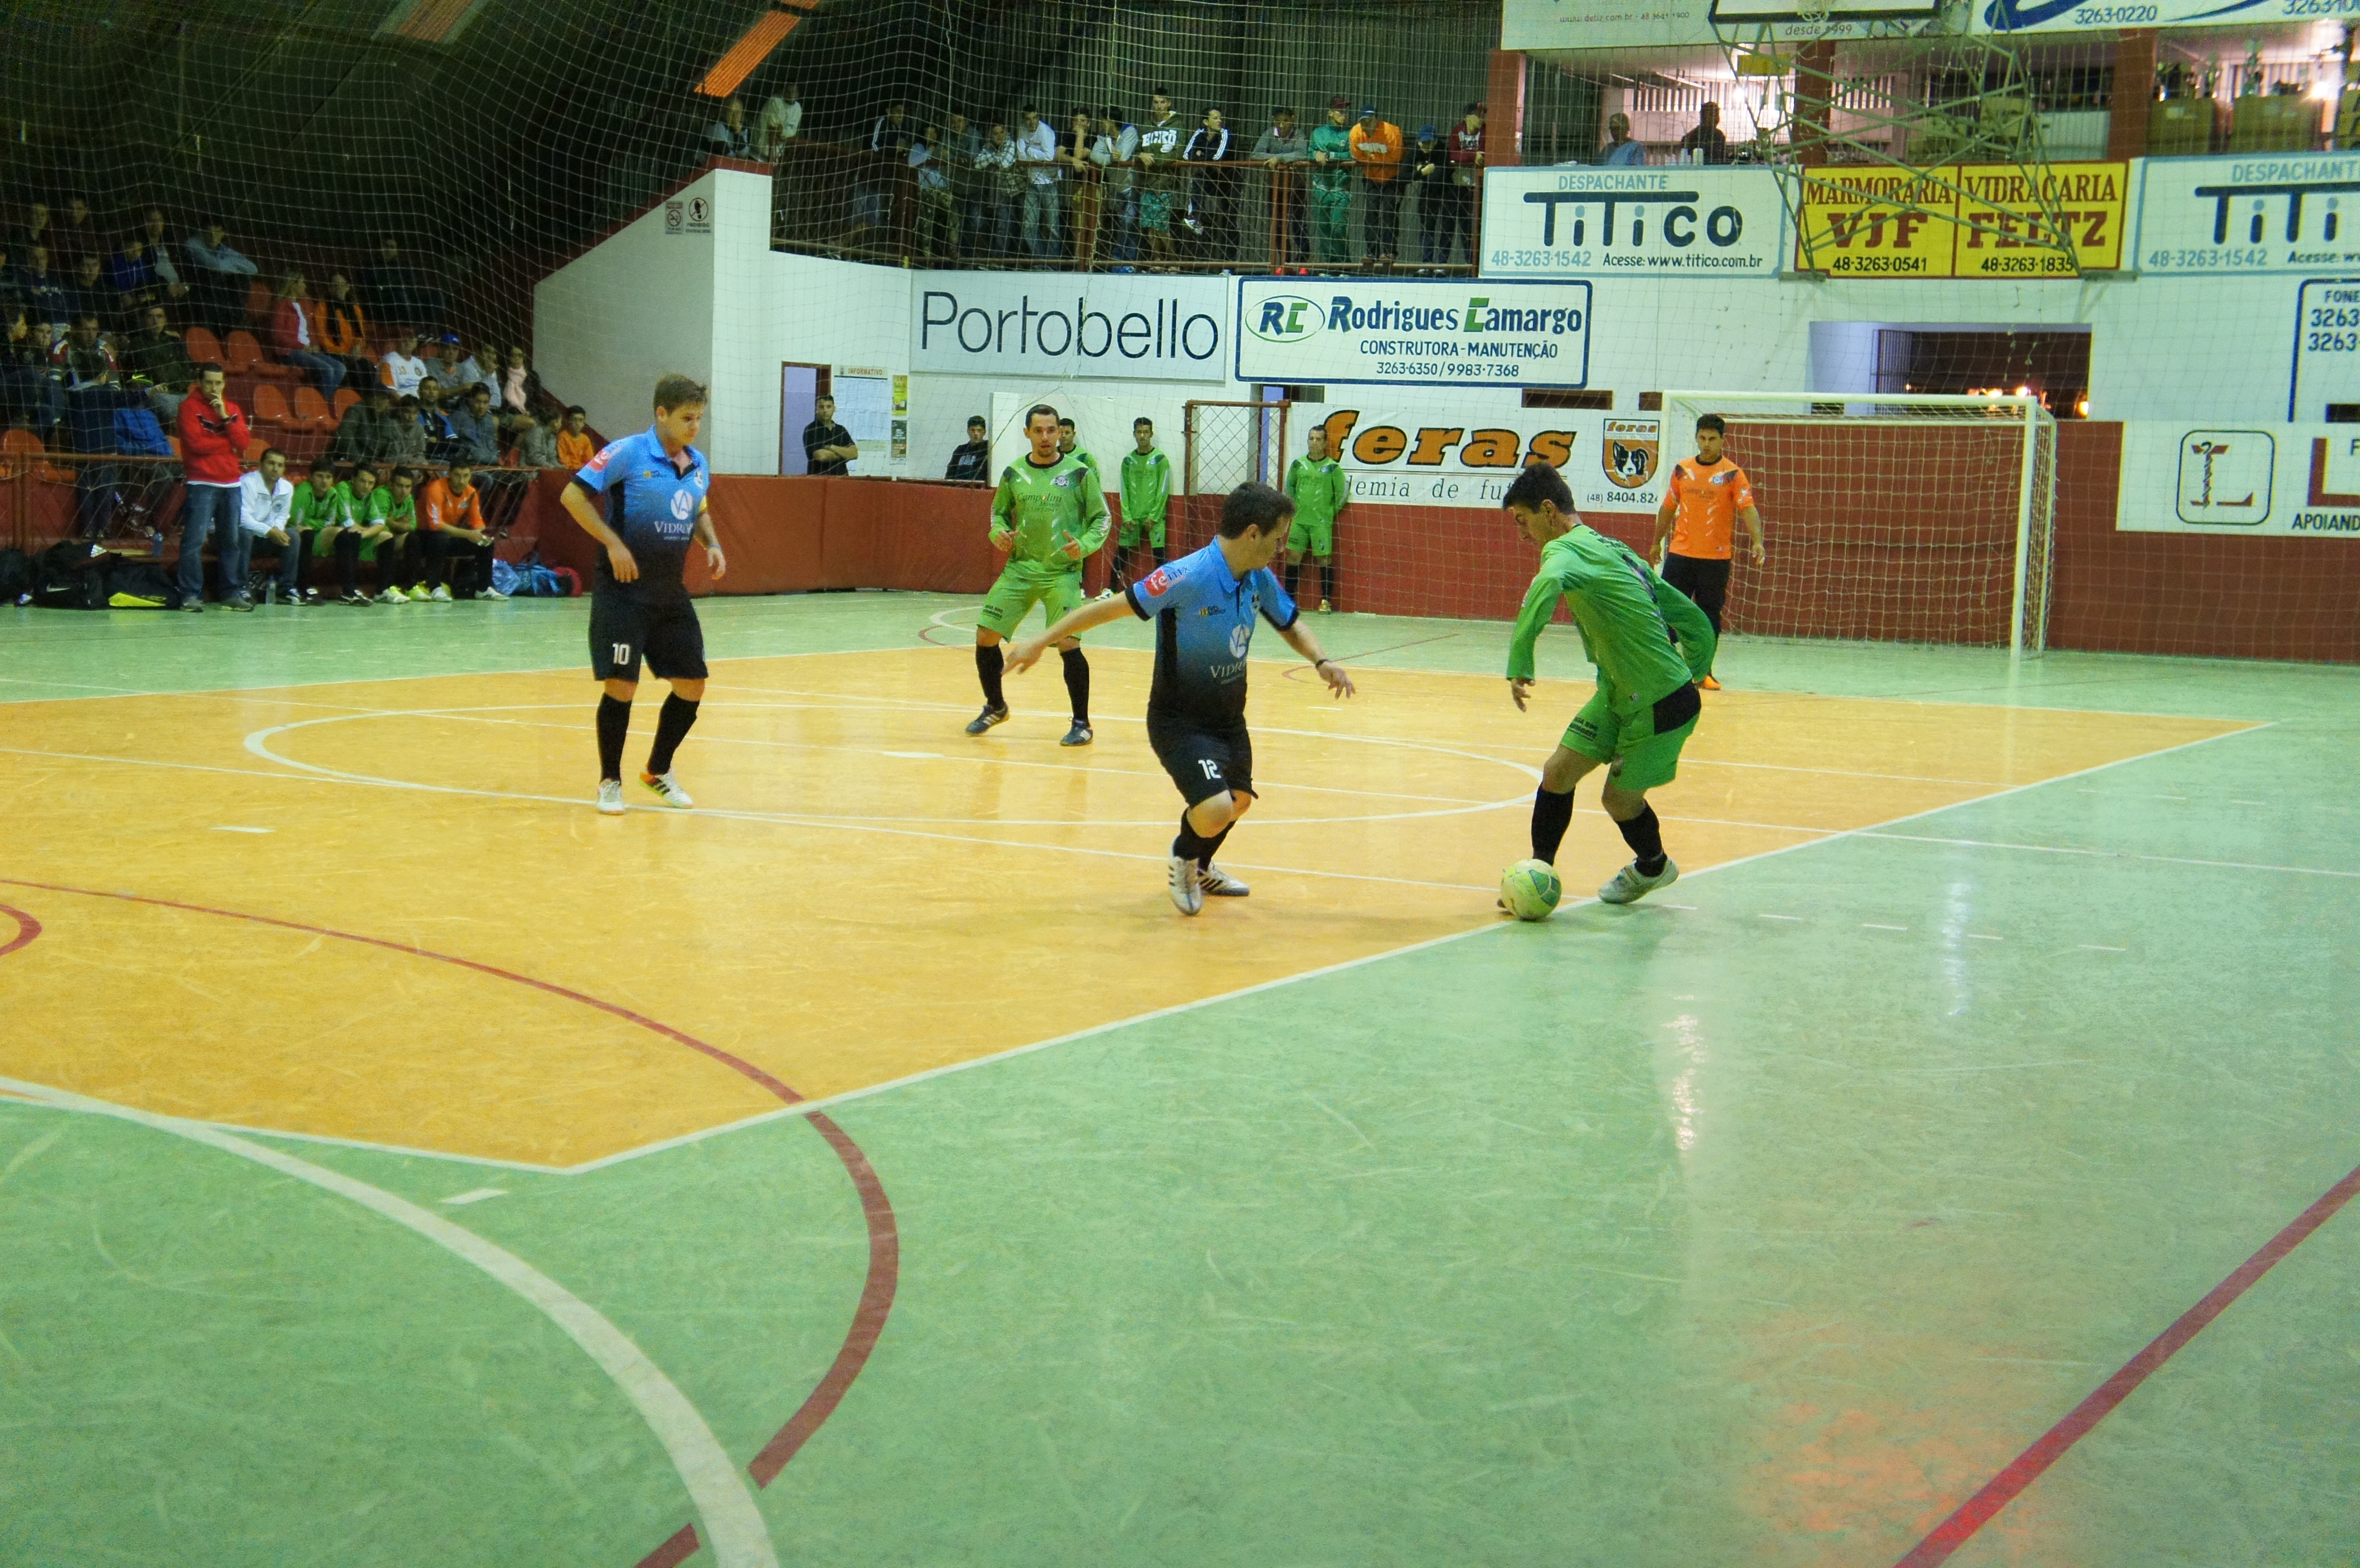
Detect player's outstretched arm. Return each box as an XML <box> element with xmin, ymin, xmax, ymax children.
<box><xmin>1278</xmin><ymin>619</ymin><xmax>1355</xmax><ymax>698</ymax></box>
<box><xmin>1006</xmin><ymin>594</ymin><xmax>1134</xmax><ymax>673</ymax></box>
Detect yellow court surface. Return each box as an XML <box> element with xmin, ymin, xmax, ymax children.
<box><xmin>3</xmin><ymin>646</ymin><xmax>2249</xmax><ymax>1169</ymax></box>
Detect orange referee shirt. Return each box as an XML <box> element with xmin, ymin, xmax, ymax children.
<box><xmin>420</xmin><ymin>475</ymin><xmax>484</xmax><ymax>533</ymax></box>
<box><xmin>1666</xmin><ymin>456</ymin><xmax>1754</xmax><ymax>560</ymax></box>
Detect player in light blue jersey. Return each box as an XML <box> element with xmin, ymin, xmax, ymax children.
<box><xmin>1008</xmin><ymin>482</ymin><xmax>1355</xmax><ymax>914</ymax></box>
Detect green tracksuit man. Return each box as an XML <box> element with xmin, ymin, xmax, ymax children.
<box><xmin>1309</xmin><ymin>104</ymin><xmax>1355</xmax><ymax>264</ymax></box>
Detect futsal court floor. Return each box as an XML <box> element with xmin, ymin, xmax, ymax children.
<box><xmin>2</xmin><ymin>591</ymin><xmax>2354</xmax><ymax>1568</ymax></box>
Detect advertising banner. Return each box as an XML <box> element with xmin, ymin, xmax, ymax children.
<box><xmin>1478</xmin><ymin>166</ymin><xmax>1787</xmax><ymax>280</ymax></box>
<box><xmin>2290</xmin><ymin>277</ymin><xmax>2360</xmax><ymax>420</ymax></box>
<box><xmin>911</xmin><ymin>272</ymin><xmax>1229</xmax><ymax>381</ymax></box>
<box><xmin>1795</xmin><ymin>162</ymin><xmax>2127</xmax><ymax>277</ymax></box>
<box><xmin>1287</xmin><ymin>404</ymin><xmax>1665</xmax><ymax>512</ymax></box>
<box><xmin>1502</xmin><ymin>0</ymin><xmax>1924</xmax><ymax>51</ymax></box>
<box><xmin>1977</xmin><ymin>0</ymin><xmax>2352</xmax><ymax>34</ymax></box>
<box><xmin>1235</xmin><ymin>279</ymin><xmax>1591</xmax><ymax>388</ymax></box>
<box><xmin>2134</xmin><ymin>155</ymin><xmax>2360</xmax><ymax>279</ymax></box>
<box><xmin>2118</xmin><ymin>421</ymin><xmax>2360</xmax><ymax>536</ymax></box>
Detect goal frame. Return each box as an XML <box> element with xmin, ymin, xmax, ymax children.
<box><xmin>1660</xmin><ymin>390</ymin><xmax>2055</xmax><ymax>661</ymax></box>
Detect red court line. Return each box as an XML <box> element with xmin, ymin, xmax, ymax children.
<box><xmin>1893</xmin><ymin>1157</ymin><xmax>2360</xmax><ymax>1567</ymax></box>
<box><xmin>0</xmin><ymin>877</ymin><xmax>898</xmax><ymax>1568</ymax></box>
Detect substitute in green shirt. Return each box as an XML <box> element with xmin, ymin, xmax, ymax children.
<box><xmin>1499</xmin><ymin>462</ymin><xmax>1710</xmax><ymax>907</ymax></box>
<box><xmin>1283</xmin><ymin>426</ymin><xmax>1350</xmax><ymax>610</ymax></box>
<box><xmin>969</xmin><ymin>404</ymin><xmax>1111</xmax><ymax>746</ymax></box>
<box><xmin>1114</xmin><ymin>416</ymin><xmax>1173</xmax><ymax>590</ymax></box>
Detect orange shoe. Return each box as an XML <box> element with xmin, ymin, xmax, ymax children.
<box><xmin>1700</xmin><ymin>674</ymin><xmax>1722</xmax><ymax>691</ymax></box>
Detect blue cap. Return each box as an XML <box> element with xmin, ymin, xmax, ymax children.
<box><xmin>1359</xmin><ymin>103</ymin><xmax>1377</xmax><ymax>116</ymax></box>
<box><xmin>1417</xmin><ymin>124</ymin><xmax>1439</xmax><ymax>140</ymax></box>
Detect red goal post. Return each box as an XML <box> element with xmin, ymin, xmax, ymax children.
<box><xmin>1660</xmin><ymin>391</ymin><xmax>2057</xmax><ymax>660</ymax></box>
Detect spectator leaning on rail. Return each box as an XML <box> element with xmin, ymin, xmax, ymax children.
<box><xmin>1061</xmin><ymin>109</ymin><xmax>1102</xmax><ymax>267</ymax></box>
<box><xmin>975</xmin><ymin>121</ymin><xmax>1020</xmax><ymax>259</ymax></box>
<box><xmin>1133</xmin><ymin>90</ymin><xmax>1185</xmax><ymax>270</ymax></box>
<box><xmin>706</xmin><ymin>95</ymin><xmax>753</xmax><ymax>159</ymax></box>
<box><xmin>1598</xmin><ymin>111</ymin><xmax>1646</xmax><ymax>166</ymax></box>
<box><xmin>1350</xmin><ymin>103</ymin><xmax>1405</xmax><ymax>265</ymax></box>
<box><xmin>1442</xmin><ymin>103</ymin><xmax>1486</xmax><ymax>264</ymax></box>
<box><xmin>1182</xmin><ymin>108</ymin><xmax>1238</xmax><ymax>263</ymax></box>
<box><xmin>1307</xmin><ymin>99</ymin><xmax>1355</xmax><ymax>266</ymax></box>
<box><xmin>1091</xmin><ymin>107</ymin><xmax>1141</xmax><ymax>264</ymax></box>
<box><xmin>803</xmin><ymin>392</ymin><xmax>856</xmax><ymax>476</ymax></box>
<box><xmin>270</xmin><ymin>272</ymin><xmax>345</xmax><ymax>395</ymax></box>
<box><xmin>1679</xmin><ymin>102</ymin><xmax>1730</xmax><ymax>165</ymax></box>
<box><xmin>1408</xmin><ymin>125</ymin><xmax>1453</xmax><ymax>270</ymax></box>
<box><xmin>757</xmin><ymin>86</ymin><xmax>802</xmax><ymax>159</ymax></box>
<box><xmin>1015</xmin><ymin>105</ymin><xmax>1062</xmax><ymax>259</ymax></box>
<box><xmin>1254</xmin><ymin>108</ymin><xmax>1310</xmax><ymax>267</ymax></box>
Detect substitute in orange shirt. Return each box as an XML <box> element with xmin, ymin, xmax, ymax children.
<box><xmin>1651</xmin><ymin>413</ymin><xmax>1763</xmax><ymax>688</ymax></box>
<box><xmin>1350</xmin><ymin>104</ymin><xmax>1405</xmax><ymax>263</ymax></box>
<box><xmin>418</xmin><ymin>458</ymin><xmax>505</xmax><ymax>601</ymax></box>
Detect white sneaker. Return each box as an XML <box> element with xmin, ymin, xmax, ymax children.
<box><xmin>428</xmin><ymin>584</ymin><xmax>453</xmax><ymax>602</ymax></box>
<box><xmin>479</xmin><ymin>584</ymin><xmax>509</xmax><ymax>601</ymax></box>
<box><xmin>1598</xmin><ymin>856</ymin><xmax>1678</xmax><ymax>905</ymax></box>
<box><xmin>639</xmin><ymin>771</ymin><xmax>693</xmax><ymax>808</ymax></box>
<box><xmin>1167</xmin><ymin>853</ymin><xmax>1204</xmax><ymax>915</ymax></box>
<box><xmin>596</xmin><ymin>780</ymin><xmax>625</xmax><ymax>815</ymax></box>
<box><xmin>376</xmin><ymin>587</ymin><xmax>407</xmax><ymax>604</ymax></box>
<box><xmin>1198</xmin><ymin>863</ymin><xmax>1250</xmax><ymax>897</ymax></box>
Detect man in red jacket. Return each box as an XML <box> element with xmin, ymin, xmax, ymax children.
<box><xmin>174</xmin><ymin>362</ymin><xmax>252</xmax><ymax>610</ymax></box>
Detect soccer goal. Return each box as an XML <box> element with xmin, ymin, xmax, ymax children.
<box><xmin>1182</xmin><ymin>400</ymin><xmax>1291</xmax><ymax>545</ymax></box>
<box><xmin>1660</xmin><ymin>391</ymin><xmax>2058</xmax><ymax>660</ymax></box>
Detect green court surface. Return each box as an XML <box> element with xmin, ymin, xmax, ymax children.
<box><xmin>3</xmin><ymin>594</ymin><xmax>2356</xmax><ymax>1568</ymax></box>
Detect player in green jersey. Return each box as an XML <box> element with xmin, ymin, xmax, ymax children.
<box><xmin>1500</xmin><ymin>463</ymin><xmax>1715</xmax><ymax>906</ymax></box>
<box><xmin>1283</xmin><ymin>424</ymin><xmax>1350</xmax><ymax>612</ymax></box>
<box><xmin>290</xmin><ymin>462</ymin><xmax>401</xmax><ymax>605</ymax></box>
<box><xmin>1113</xmin><ymin>416</ymin><xmax>1172</xmax><ymax>591</ymax></box>
<box><xmin>1056</xmin><ymin>417</ymin><xmax>1101</xmax><ymax>492</ymax></box>
<box><xmin>366</xmin><ymin>467</ymin><xmax>423</xmax><ymax>603</ymax></box>
<box><xmin>971</xmin><ymin>403</ymin><xmax>1111</xmax><ymax>745</ymax></box>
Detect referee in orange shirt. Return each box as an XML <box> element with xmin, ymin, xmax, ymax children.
<box><xmin>1651</xmin><ymin>412</ymin><xmax>1763</xmax><ymax>690</ymax></box>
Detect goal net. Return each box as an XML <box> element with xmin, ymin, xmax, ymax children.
<box><xmin>1181</xmin><ymin>401</ymin><xmax>1290</xmax><ymax>550</ymax></box>
<box><xmin>1661</xmin><ymin>392</ymin><xmax>2057</xmax><ymax>660</ymax></box>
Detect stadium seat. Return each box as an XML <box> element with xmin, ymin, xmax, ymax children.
<box><xmin>331</xmin><ymin>388</ymin><xmax>359</xmax><ymax>425</ymax></box>
<box><xmin>291</xmin><ymin>386</ymin><xmax>332</xmax><ymax>430</ymax></box>
<box><xmin>0</xmin><ymin>427</ymin><xmax>40</xmax><ymax>480</ymax></box>
<box><xmin>184</xmin><ymin>326</ymin><xmax>224</xmax><ymax>366</ymax></box>
<box><xmin>244</xmin><ymin>435</ymin><xmax>271</xmax><ymax>461</ymax></box>
<box><xmin>243</xmin><ymin>279</ymin><xmax>272</xmax><ymax>326</ymax></box>
<box><xmin>252</xmin><ymin>382</ymin><xmax>295</xmax><ymax>429</ymax></box>
<box><xmin>226</xmin><ymin>329</ymin><xmax>294</xmax><ymax>380</ymax></box>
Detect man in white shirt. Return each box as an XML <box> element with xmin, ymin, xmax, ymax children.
<box><xmin>381</xmin><ymin>331</ymin><xmax>428</xmax><ymax>396</ymax></box>
<box><xmin>1091</xmin><ymin>107</ymin><xmax>1141</xmax><ymax>262</ymax></box>
<box><xmin>1015</xmin><ymin>104</ymin><xmax>1061</xmax><ymax>259</ymax></box>
<box><xmin>234</xmin><ymin>447</ymin><xmax>305</xmax><ymax>607</ymax></box>
<box><xmin>758</xmin><ymin>88</ymin><xmax>802</xmax><ymax>159</ymax></box>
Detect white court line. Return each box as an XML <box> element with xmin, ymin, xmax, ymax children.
<box><xmin>1856</xmin><ymin>830</ymin><xmax>2360</xmax><ymax>880</ymax></box>
<box><xmin>0</xmin><ymin>1077</ymin><xmax>777</xmax><ymax>1568</ymax></box>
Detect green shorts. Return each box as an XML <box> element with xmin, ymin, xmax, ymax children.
<box><xmin>1140</xmin><ymin>190</ymin><xmax>1173</xmax><ymax>232</ymax></box>
<box><xmin>1118</xmin><ymin>515</ymin><xmax>1166</xmax><ymax>548</ymax></box>
<box><xmin>977</xmin><ymin>563</ymin><xmax>1087</xmax><ymax>639</ymax></box>
<box><xmin>1561</xmin><ymin>681</ymin><xmax>1701</xmax><ymax>793</ymax></box>
<box><xmin>1286</xmin><ymin>515</ymin><xmax>1334</xmax><ymax>556</ymax></box>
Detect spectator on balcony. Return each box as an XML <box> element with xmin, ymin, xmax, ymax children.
<box><xmin>1134</xmin><ymin>89</ymin><xmax>1185</xmax><ymax>270</ymax></box>
<box><xmin>1679</xmin><ymin>102</ymin><xmax>1730</xmax><ymax>165</ymax></box>
<box><xmin>51</xmin><ymin>196</ymin><xmax>100</xmax><ymax>273</ymax></box>
<box><xmin>501</xmin><ymin>343</ymin><xmax>545</xmax><ymax>424</ymax></box>
<box><xmin>430</xmin><ymin>334</ymin><xmax>494</xmax><ymax>401</ymax></box>
<box><xmin>1090</xmin><ymin>107</ymin><xmax>1140</xmax><ymax>264</ymax></box>
<box><xmin>1182</xmin><ymin>108</ymin><xmax>1238</xmax><ymax>264</ymax></box>
<box><xmin>385</xmin><ymin>394</ymin><xmax>430</xmax><ymax>468</ymax></box>
<box><xmin>108</xmin><ymin>233</ymin><xmax>170</xmax><ymax>323</ymax></box>
<box><xmin>52</xmin><ymin>311</ymin><xmax>122</xmax><ymax>452</ymax></box>
<box><xmin>449</xmin><ymin>382</ymin><xmax>502</xmax><ymax>468</ymax></box>
<box><xmin>910</xmin><ymin>127</ymin><xmax>956</xmax><ymax>260</ymax></box>
<box><xmin>173</xmin><ymin>363</ymin><xmax>247</xmax><ymax>608</ymax></box>
<box><xmin>976</xmin><ymin>121</ymin><xmax>1020</xmax><ymax>258</ymax></box>
<box><xmin>418</xmin><ymin>458</ymin><xmax>504</xmax><ymax>601</ymax></box>
<box><xmin>803</xmin><ymin>392</ymin><xmax>856</xmax><ymax>476</ymax></box>
<box><xmin>320</xmin><ymin>272</ymin><xmax>373</xmax><ymax>385</ymax></box>
<box><xmin>269</xmin><ymin>272</ymin><xmax>345</xmax><ymax>394</ymax></box>
<box><xmin>1308</xmin><ymin>99</ymin><xmax>1354</xmax><ymax>266</ymax></box>
<box><xmin>184</xmin><ymin>218</ymin><xmax>259</xmax><ymax>330</ymax></box>
<box><xmin>237</xmin><ymin>445</ymin><xmax>305</xmax><ymax>605</ymax></box>
<box><xmin>121</xmin><ymin>302</ymin><xmax>199</xmax><ymax>418</ymax></box>
<box><xmin>1015</xmin><ymin>105</ymin><xmax>1062</xmax><ymax>259</ymax></box>
<box><xmin>1351</xmin><ymin>103</ymin><xmax>1405</xmax><ymax>265</ymax></box>
<box><xmin>329</xmin><ymin>380</ymin><xmax>400</xmax><ymax>466</ymax></box>
<box><xmin>1409</xmin><ymin>126</ymin><xmax>1453</xmax><ymax>270</ymax></box>
<box><xmin>757</xmin><ymin>87</ymin><xmax>803</xmax><ymax>160</ymax></box>
<box><xmin>512</xmin><ymin>406</ymin><xmax>558</xmax><ymax>469</ymax></box>
<box><xmin>363</xmin><ymin>235</ymin><xmax>443</xmax><ymax>330</ymax></box>
<box><xmin>65</xmin><ymin>254</ymin><xmax>113</xmax><ymax>331</ymax></box>
<box><xmin>556</xmin><ymin>404</ymin><xmax>596</xmax><ymax>471</ymax></box>
<box><xmin>705</xmin><ymin>95</ymin><xmax>753</xmax><ymax>159</ymax></box>
<box><xmin>1598</xmin><ymin>110</ymin><xmax>1646</xmax><ymax>166</ymax></box>
<box><xmin>13</xmin><ymin>202</ymin><xmax>53</xmax><ymax>259</ymax></box>
<box><xmin>854</xmin><ymin>101</ymin><xmax>918</xmax><ymax>239</ymax></box>
<box><xmin>1254</xmin><ymin>107</ymin><xmax>1310</xmax><ymax>266</ymax></box>
<box><xmin>946</xmin><ymin>414</ymin><xmax>991</xmax><ymax>480</ymax></box>
<box><xmin>414</xmin><ymin>377</ymin><xmax>460</xmax><ymax>463</ymax></box>
<box><xmin>2</xmin><ymin>306</ymin><xmax>64</xmax><ymax>438</ymax></box>
<box><xmin>1060</xmin><ymin>109</ymin><xmax>1103</xmax><ymax>267</ymax></box>
<box><xmin>21</xmin><ymin>246</ymin><xmax>70</xmax><ymax>335</ymax></box>
<box><xmin>1443</xmin><ymin>102</ymin><xmax>1487</xmax><ymax>260</ymax></box>
<box><xmin>381</xmin><ymin>329</ymin><xmax>428</xmax><ymax>396</ymax></box>
<box><xmin>135</xmin><ymin>208</ymin><xmax>189</xmax><ymax>302</ymax></box>
<box><xmin>0</xmin><ymin>238</ymin><xmax>21</xmax><ymax>318</ymax></box>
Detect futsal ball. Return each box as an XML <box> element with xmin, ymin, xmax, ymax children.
<box><xmin>1500</xmin><ymin>859</ymin><xmax>1563</xmax><ymax>921</ymax></box>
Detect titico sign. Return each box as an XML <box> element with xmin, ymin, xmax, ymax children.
<box><xmin>2135</xmin><ymin>155</ymin><xmax>2360</xmax><ymax>278</ymax></box>
<box><xmin>1480</xmin><ymin>167</ymin><xmax>1785</xmax><ymax>280</ymax></box>
<box><xmin>2118</xmin><ymin>422</ymin><xmax>2360</xmax><ymax>537</ymax></box>
<box><xmin>912</xmin><ymin>273</ymin><xmax>1227</xmax><ymax>382</ymax></box>
<box><xmin>1236</xmin><ymin>279</ymin><xmax>1590</xmax><ymax>388</ymax></box>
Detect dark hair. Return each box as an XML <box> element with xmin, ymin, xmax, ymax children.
<box><xmin>446</xmin><ymin>457</ymin><xmax>475</xmax><ymax>474</ymax></box>
<box><xmin>351</xmin><ymin>463</ymin><xmax>378</xmax><ymax>480</ymax></box>
<box><xmin>1102</xmin><ymin>105</ymin><xmax>1123</xmax><ymax>120</ymax></box>
<box><xmin>1151</xmin><ymin>85</ymin><xmax>1171</xmax><ymax>98</ymax></box>
<box><xmin>1057</xmin><ymin>416</ymin><xmax>1076</xmax><ymax>429</ymax></box>
<box><xmin>967</xmin><ymin>414</ymin><xmax>986</xmax><ymax>428</ymax></box>
<box><xmin>71</xmin><ymin>310</ymin><xmax>98</xmax><ymax>328</ymax></box>
<box><xmin>396</xmin><ymin>395</ymin><xmax>419</xmax><ymax>409</ymax></box>
<box><xmin>258</xmin><ymin>445</ymin><xmax>285</xmax><ymax>465</ymax></box>
<box><xmin>418</xmin><ymin>375</ymin><xmax>440</xmax><ymax>390</ymax></box>
<box><xmin>1275</xmin><ymin>106</ymin><xmax>1296</xmax><ymax>117</ymax></box>
<box><xmin>1695</xmin><ymin>412</ymin><xmax>1727</xmax><ymax>435</ymax></box>
<box><xmin>652</xmin><ymin>371</ymin><xmax>707</xmax><ymax>411</ymax></box>
<box><xmin>1218</xmin><ymin>481</ymin><xmax>1293</xmax><ymax>538</ymax></box>
<box><xmin>565</xmin><ymin>404</ymin><xmax>586</xmax><ymax>416</ymax></box>
<box><xmin>1133</xmin><ymin>416</ymin><xmax>1153</xmax><ymax>429</ymax></box>
<box><xmin>465</xmin><ymin>383</ymin><xmax>490</xmax><ymax>399</ymax></box>
<box><xmin>1020</xmin><ymin>103</ymin><xmax>1038</xmax><ymax>115</ymax></box>
<box><xmin>1501</xmin><ymin>463</ymin><xmax>1572</xmax><ymax>513</ymax></box>
<box><xmin>1025</xmin><ymin>402</ymin><xmax>1059</xmax><ymax>426</ymax></box>
<box><xmin>196</xmin><ymin>360</ymin><xmax>224</xmax><ymax>380</ymax></box>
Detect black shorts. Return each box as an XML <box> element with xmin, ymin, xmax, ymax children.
<box><xmin>1659</xmin><ymin>552</ymin><xmax>1732</xmax><ymax>633</ymax></box>
<box><xmin>1147</xmin><ymin>710</ymin><xmax>1254</xmax><ymax>808</ymax></box>
<box><xmin>590</xmin><ymin>592</ymin><xmax>707</xmax><ymax>683</ymax></box>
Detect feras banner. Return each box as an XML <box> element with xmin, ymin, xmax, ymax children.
<box><xmin>1794</xmin><ymin>162</ymin><xmax>2126</xmax><ymax>278</ymax></box>
<box><xmin>1286</xmin><ymin>405</ymin><xmax>1664</xmax><ymax>512</ymax></box>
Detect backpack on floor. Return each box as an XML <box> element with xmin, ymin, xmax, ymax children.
<box><xmin>31</xmin><ymin>540</ymin><xmax>110</xmax><ymax>610</ymax></box>
<box><xmin>107</xmin><ymin>560</ymin><xmax>175</xmax><ymax>608</ymax></box>
<box><xmin>491</xmin><ymin>556</ymin><xmax>522</xmax><ymax>596</ymax></box>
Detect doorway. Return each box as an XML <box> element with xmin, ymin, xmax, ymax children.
<box><xmin>779</xmin><ymin>362</ymin><xmax>833</xmax><ymax>474</ymax></box>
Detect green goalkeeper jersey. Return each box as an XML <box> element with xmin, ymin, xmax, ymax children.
<box><xmin>1506</xmin><ymin>525</ymin><xmax>1713</xmax><ymax>715</ymax></box>
<box><xmin>1119</xmin><ymin>446</ymin><xmax>1172</xmax><ymax>524</ymax></box>
<box><xmin>288</xmin><ymin>481</ymin><xmax>360</xmax><ymax>532</ymax></box>
<box><xmin>1309</xmin><ymin>123</ymin><xmax>1354</xmax><ymax>193</ymax></box>
<box><xmin>991</xmin><ymin>453</ymin><xmax>1110</xmax><ymax>568</ymax></box>
<box><xmin>1285</xmin><ymin>455</ymin><xmax>1349</xmax><ymax>531</ymax></box>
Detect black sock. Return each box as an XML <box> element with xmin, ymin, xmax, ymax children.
<box><xmin>1059</xmin><ymin>646</ymin><xmax>1089</xmax><ymax>725</ymax></box>
<box><xmin>335</xmin><ymin>530</ymin><xmax>360</xmax><ymax>596</ymax></box>
<box><xmin>596</xmin><ymin>694</ymin><xmax>631</xmax><ymax>783</ymax></box>
<box><xmin>1173</xmin><ymin>812</ymin><xmax>1212</xmax><ymax>863</ymax></box>
<box><xmin>1196</xmin><ymin>822</ymin><xmax>1232</xmax><ymax>870</ymax></box>
<box><xmin>1150</xmin><ymin>545</ymin><xmax>1166</xmax><ymax>567</ymax></box>
<box><xmin>1283</xmin><ymin>561</ymin><xmax>1300</xmax><ymax>599</ymax></box>
<box><xmin>1616</xmin><ymin>804</ymin><xmax>1667</xmax><ymax>876</ymax></box>
<box><xmin>646</xmin><ymin>693</ymin><xmax>699</xmax><ymax>775</ymax></box>
<box><xmin>975</xmin><ymin>643</ymin><xmax>1005</xmax><ymax>710</ymax></box>
<box><xmin>1530</xmin><ymin>785</ymin><xmax>1574</xmax><ymax>863</ymax></box>
<box><xmin>1319</xmin><ymin>561</ymin><xmax>1336</xmax><ymax>604</ymax></box>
